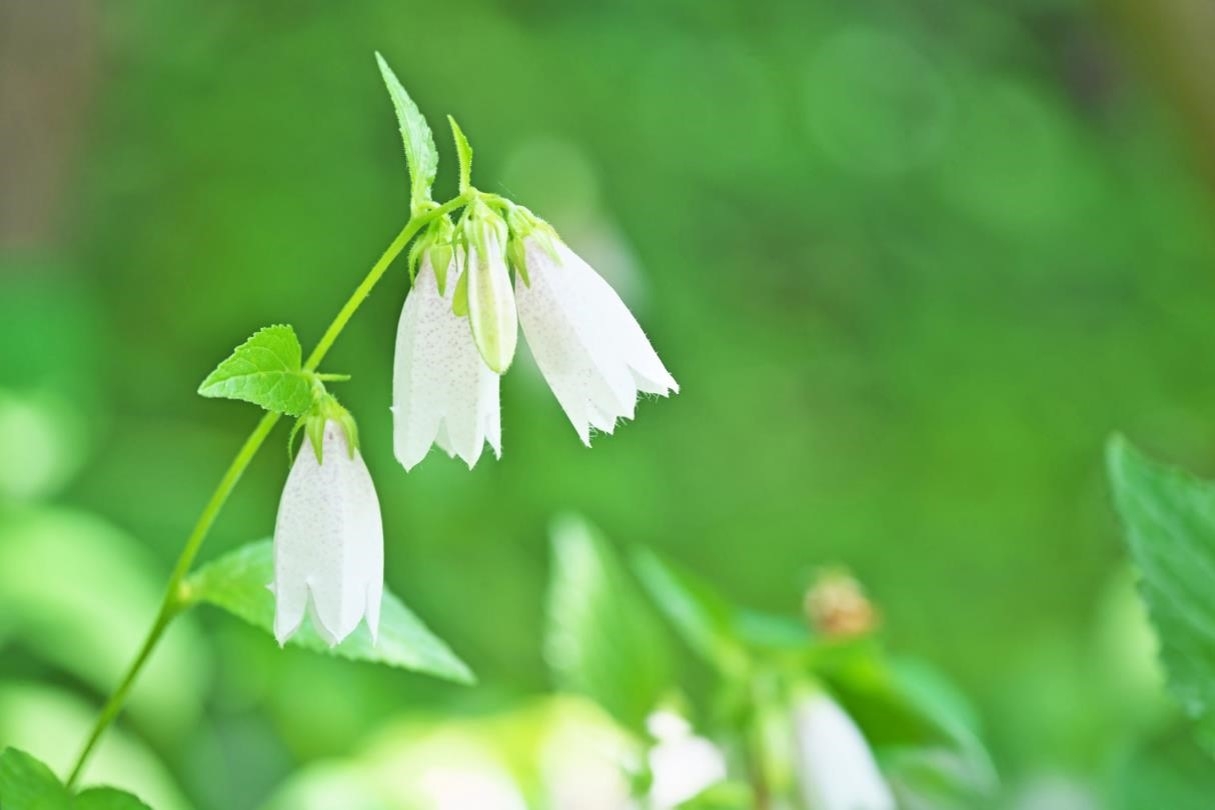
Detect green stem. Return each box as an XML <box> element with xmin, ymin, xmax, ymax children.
<box><xmin>66</xmin><ymin>410</ymin><xmax>279</xmax><ymax>788</ymax></box>
<box><xmin>303</xmin><ymin>194</ymin><xmax>467</xmax><ymax>371</ymax></box>
<box><xmin>65</xmin><ymin>193</ymin><xmax>468</xmax><ymax>789</ymax></box>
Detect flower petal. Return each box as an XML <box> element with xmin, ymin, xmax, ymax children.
<box><xmin>559</xmin><ymin>243</ymin><xmax>679</xmax><ymax>396</ymax></box>
<box><xmin>272</xmin><ymin>420</ymin><xmax>384</xmax><ymax>646</ymax></box>
<box><xmin>515</xmin><ymin>238</ymin><xmax>677</xmax><ymax>444</ymax></box>
<box><xmin>792</xmin><ymin>692</ymin><xmax>896</xmax><ymax>810</ymax></box>
<box><xmin>393</xmin><ymin>256</ymin><xmax>502</xmax><ymax>470</ymax></box>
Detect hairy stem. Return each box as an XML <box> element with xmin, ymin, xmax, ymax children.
<box><xmin>65</xmin><ymin>194</ymin><xmax>466</xmax><ymax>788</ymax></box>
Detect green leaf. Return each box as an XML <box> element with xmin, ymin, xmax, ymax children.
<box><xmin>448</xmin><ymin>116</ymin><xmax>473</xmax><ymax>193</ymax></box>
<box><xmin>184</xmin><ymin>540</ymin><xmax>473</xmax><ymax>684</ymax></box>
<box><xmin>675</xmin><ymin>780</ymin><xmax>753</xmax><ymax>809</ymax></box>
<box><xmin>375</xmin><ymin>52</ymin><xmax>439</xmax><ymax>213</ymax></box>
<box><xmin>74</xmin><ymin>787</ymin><xmax>153</xmax><ymax>810</ymax></box>
<box><xmin>0</xmin><ymin>748</ymin><xmax>70</xmax><ymax>810</ymax></box>
<box><xmin>197</xmin><ymin>325</ymin><xmax>314</xmax><ymax>416</ymax></box>
<box><xmin>0</xmin><ymin>684</ymin><xmax>190</xmax><ymax>810</ymax></box>
<box><xmin>0</xmin><ymin>749</ymin><xmax>153</xmax><ymax>810</ymax></box>
<box><xmin>544</xmin><ymin>515</ymin><xmax>673</xmax><ymax>731</ymax></box>
<box><xmin>884</xmin><ymin>746</ymin><xmax>998</xmax><ymax>810</ymax></box>
<box><xmin>632</xmin><ymin>547</ymin><xmax>748</xmax><ymax>677</ymax></box>
<box><xmin>1107</xmin><ymin>435</ymin><xmax>1215</xmax><ymax>752</ymax></box>
<box><xmin>1116</xmin><ymin>726</ymin><xmax>1215</xmax><ymax>810</ymax></box>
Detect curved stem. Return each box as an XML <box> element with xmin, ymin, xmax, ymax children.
<box><xmin>66</xmin><ymin>410</ymin><xmax>279</xmax><ymax>788</ymax></box>
<box><xmin>65</xmin><ymin>192</ymin><xmax>468</xmax><ymax>788</ymax></box>
<box><xmin>303</xmin><ymin>193</ymin><xmax>467</xmax><ymax>371</ymax></box>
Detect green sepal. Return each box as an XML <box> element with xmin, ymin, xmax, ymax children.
<box><xmin>448</xmin><ymin>115</ymin><xmax>474</xmax><ymax>194</ymax></box>
<box><xmin>287</xmin><ymin>417</ymin><xmax>306</xmax><ymax>465</ymax></box>
<box><xmin>406</xmin><ymin>236</ymin><xmax>427</xmax><ymax>284</ymax></box>
<box><xmin>452</xmin><ymin>255</ymin><xmax>470</xmax><ymax>317</ymax></box>
<box><xmin>508</xmin><ymin>236</ymin><xmax>530</xmax><ymax>287</ymax></box>
<box><xmin>430</xmin><ymin>240</ymin><xmax>454</xmax><ymax>296</ymax></box>
<box><xmin>503</xmin><ymin>203</ymin><xmax>561</xmax><ymax>286</ymax></box>
<box><xmin>292</xmin><ymin>387</ymin><xmax>360</xmax><ymax>465</ymax></box>
<box><xmin>305</xmin><ymin>413</ymin><xmax>327</xmax><ymax>465</ymax></box>
<box><xmin>428</xmin><ymin>216</ymin><xmax>457</xmax><ymax>296</ymax></box>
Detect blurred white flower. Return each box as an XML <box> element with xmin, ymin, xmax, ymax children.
<box><xmin>417</xmin><ymin>767</ymin><xmax>528</xmax><ymax>810</ymax></box>
<box><xmin>393</xmin><ymin>252</ymin><xmax>501</xmax><ymax>470</ymax></box>
<box><xmin>272</xmin><ymin>419</ymin><xmax>383</xmax><ymax>646</ymax></box>
<box><xmin>515</xmin><ymin>237</ymin><xmax>678</xmax><ymax>444</ymax></box>
<box><xmin>646</xmin><ymin>710</ymin><xmax>727</xmax><ymax>810</ymax></box>
<box><xmin>791</xmin><ymin>692</ymin><xmax>895</xmax><ymax>810</ymax></box>
<box><xmin>540</xmin><ymin>702</ymin><xmax>638</xmax><ymax>810</ymax></box>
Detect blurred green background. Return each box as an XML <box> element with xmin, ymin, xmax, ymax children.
<box><xmin>3</xmin><ymin>0</ymin><xmax>1215</xmax><ymax>807</ymax></box>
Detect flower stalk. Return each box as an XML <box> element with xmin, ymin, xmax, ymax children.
<box><xmin>64</xmin><ymin>195</ymin><xmax>466</xmax><ymax>789</ymax></box>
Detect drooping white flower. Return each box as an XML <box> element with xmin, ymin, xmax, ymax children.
<box><xmin>791</xmin><ymin>691</ymin><xmax>895</xmax><ymax>810</ymax></box>
<box><xmin>514</xmin><ymin>236</ymin><xmax>678</xmax><ymax>444</ymax></box>
<box><xmin>394</xmin><ymin>251</ymin><xmax>501</xmax><ymax>471</ymax></box>
<box><xmin>272</xmin><ymin>419</ymin><xmax>383</xmax><ymax>646</ymax></box>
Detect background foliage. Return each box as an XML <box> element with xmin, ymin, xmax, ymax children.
<box><xmin>3</xmin><ymin>0</ymin><xmax>1215</xmax><ymax>807</ymax></box>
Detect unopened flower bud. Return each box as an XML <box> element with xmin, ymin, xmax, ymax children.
<box><xmin>460</xmin><ymin>197</ymin><xmax>517</xmax><ymax>373</ymax></box>
<box><xmin>804</xmin><ymin>568</ymin><xmax>878</xmax><ymax>639</ymax></box>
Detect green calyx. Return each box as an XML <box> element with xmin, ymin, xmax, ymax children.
<box><xmin>289</xmin><ymin>379</ymin><xmax>359</xmax><ymax>465</ymax></box>
<box><xmin>409</xmin><ymin>215</ymin><xmax>457</xmax><ymax>294</ymax></box>
<box><xmin>503</xmin><ymin>203</ymin><xmax>560</xmax><ymax>288</ymax></box>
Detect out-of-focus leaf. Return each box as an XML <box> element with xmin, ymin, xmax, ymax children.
<box><xmin>184</xmin><ymin>540</ymin><xmax>473</xmax><ymax>683</ymax></box>
<box><xmin>631</xmin><ymin>547</ymin><xmax>747</xmax><ymax>677</ymax></box>
<box><xmin>885</xmin><ymin>746</ymin><xmax>997</xmax><ymax>810</ymax></box>
<box><xmin>890</xmin><ymin>658</ymin><xmax>984</xmax><ymax>743</ymax></box>
<box><xmin>1106</xmin><ymin>436</ymin><xmax>1215</xmax><ymax>753</ymax></box>
<box><xmin>0</xmin><ymin>747</ymin><xmax>70</xmax><ymax>810</ymax></box>
<box><xmin>0</xmin><ymin>390</ymin><xmax>88</xmax><ymax>502</ymax></box>
<box><xmin>675</xmin><ymin>780</ymin><xmax>753</xmax><ymax>809</ymax></box>
<box><xmin>375</xmin><ymin>52</ymin><xmax>438</xmax><ymax>212</ymax></box>
<box><xmin>74</xmin><ymin>787</ymin><xmax>153</xmax><ymax>810</ymax></box>
<box><xmin>817</xmin><ymin>652</ymin><xmax>997</xmax><ymax>805</ymax></box>
<box><xmin>1116</xmin><ymin>726</ymin><xmax>1215</xmax><ymax>810</ymax></box>
<box><xmin>733</xmin><ymin>609</ymin><xmax>812</xmax><ymax>653</ymax></box>
<box><xmin>0</xmin><ymin>684</ymin><xmax>189</xmax><ymax>810</ymax></box>
<box><xmin>545</xmin><ymin>516</ymin><xmax>672</xmax><ymax>731</ymax></box>
<box><xmin>822</xmin><ymin>646</ymin><xmax>993</xmax><ymax>769</ymax></box>
<box><xmin>197</xmin><ymin>325</ymin><xmax>314</xmax><ymax>416</ymax></box>
<box><xmin>0</xmin><ymin>508</ymin><xmax>206</xmax><ymax>733</ymax></box>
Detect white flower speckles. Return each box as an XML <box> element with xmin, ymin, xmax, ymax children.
<box><xmin>394</xmin><ymin>254</ymin><xmax>501</xmax><ymax>471</ymax></box>
<box><xmin>272</xmin><ymin>420</ymin><xmax>383</xmax><ymax>647</ymax></box>
<box><xmin>791</xmin><ymin>692</ymin><xmax>895</xmax><ymax>810</ymax></box>
<box><xmin>516</xmin><ymin>237</ymin><xmax>678</xmax><ymax>445</ymax></box>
